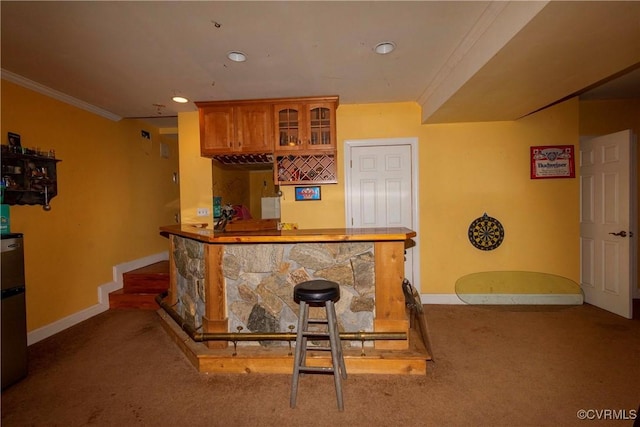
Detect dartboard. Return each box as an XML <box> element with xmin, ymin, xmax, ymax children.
<box><xmin>468</xmin><ymin>213</ymin><xmax>504</xmax><ymax>251</ymax></box>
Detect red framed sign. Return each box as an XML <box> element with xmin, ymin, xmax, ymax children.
<box><xmin>530</xmin><ymin>145</ymin><xmax>575</xmax><ymax>179</ymax></box>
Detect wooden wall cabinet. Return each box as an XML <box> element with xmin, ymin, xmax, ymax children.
<box><xmin>1</xmin><ymin>150</ymin><xmax>60</xmax><ymax>206</ymax></box>
<box><xmin>196</xmin><ymin>101</ymin><xmax>273</xmax><ymax>157</ymax></box>
<box><xmin>274</xmin><ymin>96</ymin><xmax>337</xmax><ymax>154</ymax></box>
<box><xmin>196</xmin><ymin>96</ymin><xmax>339</xmax><ymax>186</ymax></box>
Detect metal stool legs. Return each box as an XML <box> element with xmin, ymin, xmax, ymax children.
<box><xmin>290</xmin><ymin>298</ymin><xmax>347</xmax><ymax>411</ymax></box>
<box><xmin>290</xmin><ymin>299</ymin><xmax>308</xmax><ymax>409</ymax></box>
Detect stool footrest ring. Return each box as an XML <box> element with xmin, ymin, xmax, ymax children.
<box><xmin>299</xmin><ymin>366</ymin><xmax>335</xmax><ymax>374</ymax></box>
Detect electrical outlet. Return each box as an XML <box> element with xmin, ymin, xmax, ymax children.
<box><xmin>197</xmin><ymin>208</ymin><xmax>210</xmax><ymax>216</ymax></box>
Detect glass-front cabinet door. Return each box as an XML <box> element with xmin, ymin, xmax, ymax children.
<box><xmin>274</xmin><ymin>99</ymin><xmax>336</xmax><ymax>153</ymax></box>
<box><xmin>307</xmin><ymin>103</ymin><xmax>335</xmax><ymax>150</ymax></box>
<box><xmin>275</xmin><ymin>105</ymin><xmax>303</xmax><ymax>151</ymax></box>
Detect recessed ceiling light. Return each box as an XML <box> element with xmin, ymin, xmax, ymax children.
<box><xmin>172</xmin><ymin>96</ymin><xmax>189</xmax><ymax>103</ymax></box>
<box><xmin>227</xmin><ymin>51</ymin><xmax>247</xmax><ymax>62</ymax></box>
<box><xmin>374</xmin><ymin>42</ymin><xmax>396</xmax><ymax>55</ymax></box>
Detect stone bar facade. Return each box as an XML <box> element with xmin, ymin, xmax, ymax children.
<box><xmin>159</xmin><ymin>225</ymin><xmax>426</xmax><ymax>374</ymax></box>
<box><xmin>172</xmin><ymin>236</ymin><xmax>375</xmax><ymax>347</ymax></box>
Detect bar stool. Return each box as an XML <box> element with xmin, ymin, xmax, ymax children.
<box><xmin>290</xmin><ymin>279</ymin><xmax>347</xmax><ymax>411</ymax></box>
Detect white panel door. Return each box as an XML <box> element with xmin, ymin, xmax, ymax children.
<box><xmin>348</xmin><ymin>143</ymin><xmax>415</xmax><ymax>285</ymax></box>
<box><xmin>580</xmin><ymin>130</ymin><xmax>636</xmax><ymax>319</ymax></box>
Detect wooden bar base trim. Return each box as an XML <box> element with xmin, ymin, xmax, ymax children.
<box><xmin>157</xmin><ymin>310</ymin><xmax>429</xmax><ymax>375</ymax></box>
<box><xmin>202</xmin><ymin>317</ymin><xmax>229</xmax><ymax>349</ymax></box>
<box><xmin>374</xmin><ymin>319</ymin><xmax>410</xmax><ymax>350</ymax></box>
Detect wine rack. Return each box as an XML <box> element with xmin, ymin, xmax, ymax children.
<box><xmin>275</xmin><ymin>154</ymin><xmax>337</xmax><ymax>185</ymax></box>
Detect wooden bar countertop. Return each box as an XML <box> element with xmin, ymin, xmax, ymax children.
<box><xmin>160</xmin><ymin>224</ymin><xmax>416</xmax><ymax>244</ymax></box>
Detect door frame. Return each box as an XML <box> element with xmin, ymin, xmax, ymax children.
<box><xmin>344</xmin><ymin>137</ymin><xmax>421</xmax><ymax>292</ymax></box>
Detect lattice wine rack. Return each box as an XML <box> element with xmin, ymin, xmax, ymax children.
<box><xmin>276</xmin><ymin>154</ymin><xmax>337</xmax><ymax>184</ymax></box>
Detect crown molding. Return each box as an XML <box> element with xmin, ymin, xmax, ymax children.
<box><xmin>1</xmin><ymin>69</ymin><xmax>122</xmax><ymax>122</ymax></box>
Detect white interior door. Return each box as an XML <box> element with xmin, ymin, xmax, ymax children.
<box><xmin>580</xmin><ymin>130</ymin><xmax>637</xmax><ymax>319</ymax></box>
<box><xmin>345</xmin><ymin>138</ymin><xmax>419</xmax><ymax>290</ymax></box>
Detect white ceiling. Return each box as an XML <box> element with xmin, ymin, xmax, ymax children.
<box><xmin>1</xmin><ymin>1</ymin><xmax>639</xmax><ymax>130</ymax></box>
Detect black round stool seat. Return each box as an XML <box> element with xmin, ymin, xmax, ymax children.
<box><xmin>294</xmin><ymin>280</ymin><xmax>340</xmax><ymax>304</ymax></box>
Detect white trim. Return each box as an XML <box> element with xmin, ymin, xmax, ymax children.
<box><xmin>421</xmin><ymin>294</ymin><xmax>466</xmax><ymax>305</ymax></box>
<box><xmin>27</xmin><ymin>252</ymin><xmax>168</xmax><ymax>346</ymax></box>
<box><xmin>458</xmin><ymin>294</ymin><xmax>583</xmax><ymax>305</ymax></box>
<box><xmin>1</xmin><ymin>69</ymin><xmax>122</xmax><ymax>122</ymax></box>
<box><xmin>420</xmin><ymin>293</ymin><xmax>584</xmax><ymax>305</ymax></box>
<box><xmin>26</xmin><ymin>304</ymin><xmax>108</xmax><ymax>347</ymax></box>
<box><xmin>344</xmin><ymin>137</ymin><xmax>421</xmax><ymax>292</ymax></box>
<box><xmin>629</xmin><ymin>131</ymin><xmax>640</xmax><ymax>300</ymax></box>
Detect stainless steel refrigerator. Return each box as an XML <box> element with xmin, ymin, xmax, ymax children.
<box><xmin>1</xmin><ymin>232</ymin><xmax>27</xmax><ymax>389</ymax></box>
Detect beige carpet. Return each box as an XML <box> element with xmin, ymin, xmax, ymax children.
<box><xmin>2</xmin><ymin>303</ymin><xmax>639</xmax><ymax>426</ymax></box>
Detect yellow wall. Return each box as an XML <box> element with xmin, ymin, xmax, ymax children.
<box><xmin>579</xmin><ymin>99</ymin><xmax>640</xmax><ymax>136</ymax></box>
<box><xmin>5</xmin><ymin>80</ymin><xmax>631</xmax><ymax>332</ymax></box>
<box><xmin>212</xmin><ymin>165</ymin><xmax>250</xmax><ymax>209</ymax></box>
<box><xmin>249</xmin><ymin>170</ymin><xmax>278</xmax><ymax>219</ymax></box>
<box><xmin>279</xmin><ymin>103</ymin><xmax>424</xmax><ymax>228</ymax></box>
<box><xmin>178</xmin><ymin>99</ymin><xmax>581</xmax><ymax>294</ymax></box>
<box><xmin>1</xmin><ymin>80</ymin><xmax>180</xmax><ymax>331</ymax></box>
<box><xmin>178</xmin><ymin>113</ymin><xmax>275</xmax><ymax>222</ymax></box>
<box><xmin>177</xmin><ymin>112</ymin><xmax>211</xmax><ymax>224</ymax></box>
<box><xmin>340</xmin><ymin>100</ymin><xmax>580</xmax><ymax>293</ymax></box>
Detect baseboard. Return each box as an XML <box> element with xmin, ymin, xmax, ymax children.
<box><xmin>419</xmin><ymin>292</ymin><xmax>584</xmax><ymax>305</ymax></box>
<box><xmin>27</xmin><ymin>252</ymin><xmax>168</xmax><ymax>346</ymax></box>
<box><xmin>26</xmin><ymin>304</ymin><xmax>109</xmax><ymax>347</ymax></box>
<box><xmin>459</xmin><ymin>293</ymin><xmax>583</xmax><ymax>305</ymax></box>
<box><xmin>420</xmin><ymin>294</ymin><xmax>465</xmax><ymax>304</ymax></box>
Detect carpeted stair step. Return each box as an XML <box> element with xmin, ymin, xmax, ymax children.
<box><xmin>109</xmin><ymin>260</ymin><xmax>169</xmax><ymax>310</ymax></box>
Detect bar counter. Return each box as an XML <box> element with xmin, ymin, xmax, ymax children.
<box><xmin>158</xmin><ymin>224</ymin><xmax>429</xmax><ymax>375</ymax></box>
<box><xmin>160</xmin><ymin>224</ymin><xmax>416</xmax><ymax>243</ymax></box>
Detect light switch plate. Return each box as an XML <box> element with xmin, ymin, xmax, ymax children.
<box><xmin>160</xmin><ymin>142</ymin><xmax>169</xmax><ymax>158</ymax></box>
